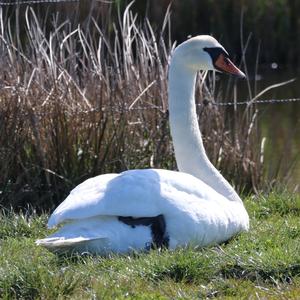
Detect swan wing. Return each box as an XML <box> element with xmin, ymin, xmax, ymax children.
<box><xmin>47</xmin><ymin>168</ymin><xmax>222</xmax><ymax>228</ymax></box>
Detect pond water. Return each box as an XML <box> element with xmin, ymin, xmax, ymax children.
<box><xmin>237</xmin><ymin>65</ymin><xmax>300</xmax><ymax>192</ymax></box>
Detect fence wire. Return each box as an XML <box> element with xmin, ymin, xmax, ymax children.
<box><xmin>86</xmin><ymin>97</ymin><xmax>300</xmax><ymax>114</ymax></box>
<box><xmin>127</xmin><ymin>98</ymin><xmax>300</xmax><ymax>111</ymax></box>
<box><xmin>0</xmin><ymin>0</ymin><xmax>78</xmax><ymax>5</ymax></box>
<box><xmin>209</xmin><ymin>97</ymin><xmax>300</xmax><ymax>106</ymax></box>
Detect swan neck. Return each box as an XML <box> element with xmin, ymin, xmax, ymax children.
<box><xmin>168</xmin><ymin>60</ymin><xmax>242</xmax><ymax>203</ymax></box>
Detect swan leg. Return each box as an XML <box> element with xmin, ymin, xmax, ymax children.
<box><xmin>118</xmin><ymin>214</ymin><xmax>169</xmax><ymax>249</ymax></box>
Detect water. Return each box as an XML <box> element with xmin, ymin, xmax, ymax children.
<box><xmin>238</xmin><ymin>65</ymin><xmax>300</xmax><ymax>191</ymax></box>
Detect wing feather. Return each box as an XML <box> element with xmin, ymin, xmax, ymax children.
<box><xmin>48</xmin><ymin>169</ymin><xmax>221</xmax><ymax>228</ymax></box>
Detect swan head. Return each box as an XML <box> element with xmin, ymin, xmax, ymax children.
<box><xmin>172</xmin><ymin>35</ymin><xmax>245</xmax><ymax>78</ymax></box>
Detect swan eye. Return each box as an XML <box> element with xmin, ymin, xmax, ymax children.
<box><xmin>203</xmin><ymin>47</ymin><xmax>228</xmax><ymax>64</ymax></box>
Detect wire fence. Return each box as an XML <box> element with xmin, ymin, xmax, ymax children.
<box><xmin>209</xmin><ymin>97</ymin><xmax>300</xmax><ymax>106</ymax></box>
<box><xmin>0</xmin><ymin>0</ymin><xmax>79</xmax><ymax>5</ymax></box>
<box><xmin>79</xmin><ymin>97</ymin><xmax>300</xmax><ymax>115</ymax></box>
<box><xmin>129</xmin><ymin>98</ymin><xmax>300</xmax><ymax>111</ymax></box>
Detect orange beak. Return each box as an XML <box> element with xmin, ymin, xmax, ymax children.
<box><xmin>214</xmin><ymin>54</ymin><xmax>246</xmax><ymax>78</ymax></box>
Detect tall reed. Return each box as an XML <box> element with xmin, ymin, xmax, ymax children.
<box><xmin>0</xmin><ymin>4</ymin><xmax>264</xmax><ymax>210</ymax></box>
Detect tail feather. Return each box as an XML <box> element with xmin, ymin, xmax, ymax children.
<box><xmin>36</xmin><ymin>236</ymin><xmax>109</xmax><ymax>255</ymax></box>
<box><xmin>36</xmin><ymin>216</ymin><xmax>153</xmax><ymax>255</ymax></box>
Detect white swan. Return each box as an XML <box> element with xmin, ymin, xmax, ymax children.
<box><xmin>36</xmin><ymin>35</ymin><xmax>249</xmax><ymax>255</ymax></box>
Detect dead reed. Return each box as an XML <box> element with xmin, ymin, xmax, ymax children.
<box><xmin>0</xmin><ymin>4</ymin><xmax>265</xmax><ymax>210</ymax></box>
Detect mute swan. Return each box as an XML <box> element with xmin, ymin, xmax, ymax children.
<box><xmin>36</xmin><ymin>35</ymin><xmax>249</xmax><ymax>255</ymax></box>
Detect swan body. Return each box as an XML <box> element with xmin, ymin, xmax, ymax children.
<box><xmin>37</xmin><ymin>35</ymin><xmax>249</xmax><ymax>255</ymax></box>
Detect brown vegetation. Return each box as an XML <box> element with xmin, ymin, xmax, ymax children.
<box><xmin>0</xmin><ymin>5</ymin><xmax>265</xmax><ymax>210</ymax></box>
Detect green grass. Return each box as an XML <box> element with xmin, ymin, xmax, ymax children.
<box><xmin>1</xmin><ymin>193</ymin><xmax>300</xmax><ymax>299</ymax></box>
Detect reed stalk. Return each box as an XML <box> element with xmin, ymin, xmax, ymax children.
<box><xmin>0</xmin><ymin>4</ymin><xmax>275</xmax><ymax>210</ymax></box>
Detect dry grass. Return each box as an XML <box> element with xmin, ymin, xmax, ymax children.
<box><xmin>0</xmin><ymin>4</ymin><xmax>265</xmax><ymax>210</ymax></box>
